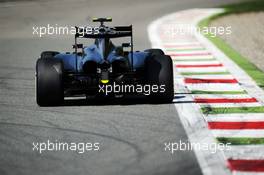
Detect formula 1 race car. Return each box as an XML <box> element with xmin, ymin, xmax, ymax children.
<box><xmin>36</xmin><ymin>18</ymin><xmax>174</xmax><ymax>106</ymax></box>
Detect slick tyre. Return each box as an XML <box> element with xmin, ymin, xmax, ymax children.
<box><xmin>145</xmin><ymin>54</ymin><xmax>174</xmax><ymax>103</ymax></box>
<box><xmin>36</xmin><ymin>58</ymin><xmax>64</xmax><ymax>106</ymax></box>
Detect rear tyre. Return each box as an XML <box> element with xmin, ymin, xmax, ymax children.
<box><xmin>144</xmin><ymin>49</ymin><xmax>164</xmax><ymax>56</ymax></box>
<box><xmin>145</xmin><ymin>54</ymin><xmax>174</xmax><ymax>103</ymax></box>
<box><xmin>36</xmin><ymin>57</ymin><xmax>64</xmax><ymax>106</ymax></box>
<box><xmin>41</xmin><ymin>51</ymin><xmax>60</xmax><ymax>59</ymax></box>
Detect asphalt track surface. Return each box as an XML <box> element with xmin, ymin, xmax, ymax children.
<box><xmin>0</xmin><ymin>0</ymin><xmax>246</xmax><ymax>174</ymax></box>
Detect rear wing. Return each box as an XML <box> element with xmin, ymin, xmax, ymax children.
<box><xmin>74</xmin><ymin>25</ymin><xmax>132</xmax><ymax>38</ymax></box>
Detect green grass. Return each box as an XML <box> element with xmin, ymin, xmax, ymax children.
<box><xmin>217</xmin><ymin>137</ymin><xmax>264</xmax><ymax>145</ymax></box>
<box><xmin>222</xmin><ymin>0</ymin><xmax>264</xmax><ymax>14</ymax></box>
<box><xmin>198</xmin><ymin>0</ymin><xmax>264</xmax><ymax>90</ymax></box>
<box><xmin>201</xmin><ymin>106</ymin><xmax>264</xmax><ymax>115</ymax></box>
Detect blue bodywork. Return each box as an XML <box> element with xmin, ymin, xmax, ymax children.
<box><xmin>55</xmin><ymin>43</ymin><xmax>149</xmax><ymax>72</ymax></box>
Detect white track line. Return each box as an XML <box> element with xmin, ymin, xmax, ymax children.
<box><xmin>173</xmin><ymin>60</ymin><xmax>221</xmax><ymax>65</ymax></box>
<box><xmin>166</xmin><ymin>47</ymin><xmax>206</xmax><ymax>50</ymax></box>
<box><xmin>192</xmin><ymin>94</ymin><xmax>253</xmax><ymax>98</ymax></box>
<box><xmin>234</xmin><ymin>172</ymin><xmax>264</xmax><ymax>175</ymax></box>
<box><xmin>162</xmin><ymin>42</ymin><xmax>202</xmax><ymax>45</ymax></box>
<box><xmin>212</xmin><ymin>130</ymin><xmax>264</xmax><ymax>138</ymax></box>
<box><xmin>172</xmin><ymin>55</ymin><xmax>215</xmax><ymax>59</ymax></box>
<box><xmin>184</xmin><ymin>74</ymin><xmax>235</xmax><ymax>79</ymax></box>
<box><xmin>176</xmin><ymin>67</ymin><xmax>227</xmax><ymax>73</ymax></box>
<box><xmin>200</xmin><ymin>103</ymin><xmax>262</xmax><ymax>108</ymax></box>
<box><xmin>171</xmin><ymin>56</ymin><xmax>215</xmax><ymax>60</ymax></box>
<box><xmin>225</xmin><ymin>146</ymin><xmax>264</xmax><ymax>159</ymax></box>
<box><xmin>187</xmin><ymin>84</ymin><xmax>244</xmax><ymax>92</ymax></box>
<box><xmin>166</xmin><ymin>50</ymin><xmax>210</xmax><ymax>54</ymax></box>
<box><xmin>206</xmin><ymin>114</ymin><xmax>264</xmax><ymax>122</ymax></box>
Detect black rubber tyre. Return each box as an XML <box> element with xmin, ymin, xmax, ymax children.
<box><xmin>145</xmin><ymin>54</ymin><xmax>174</xmax><ymax>103</ymax></box>
<box><xmin>36</xmin><ymin>57</ymin><xmax>64</xmax><ymax>106</ymax></box>
<box><xmin>41</xmin><ymin>51</ymin><xmax>60</xmax><ymax>59</ymax></box>
<box><xmin>144</xmin><ymin>49</ymin><xmax>164</xmax><ymax>56</ymax></box>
